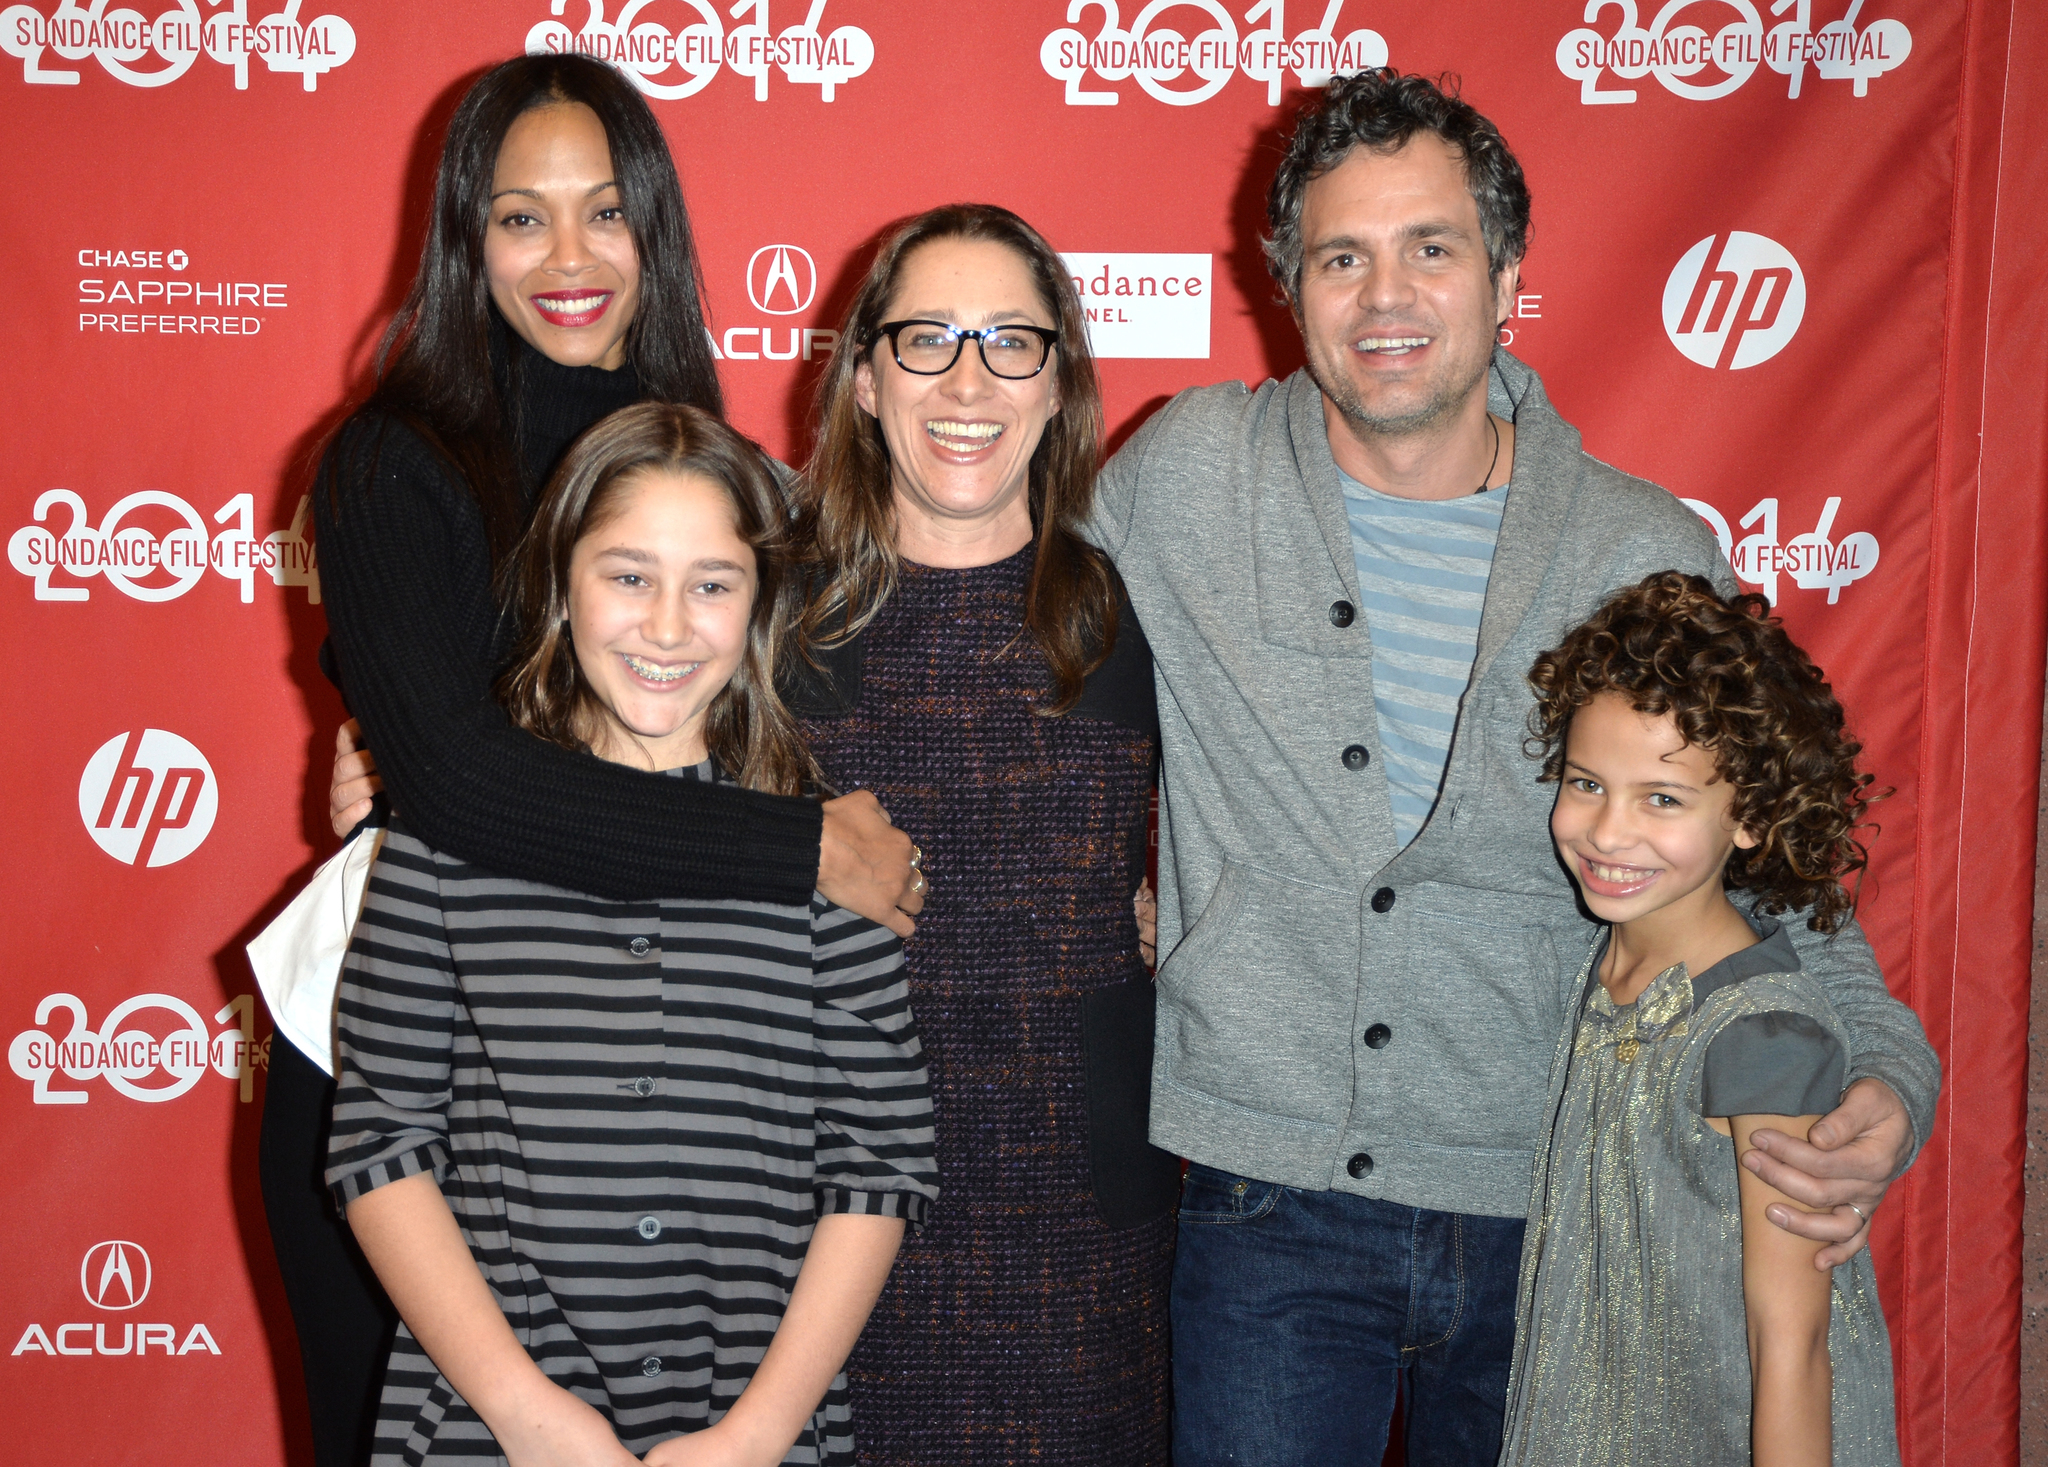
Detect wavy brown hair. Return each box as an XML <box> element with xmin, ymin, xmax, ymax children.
<box><xmin>793</xmin><ymin>203</ymin><xmax>1118</xmax><ymax>715</ymax></box>
<box><xmin>1265</xmin><ymin>69</ymin><xmax>1531</xmax><ymax>305</ymax></box>
<box><xmin>1527</xmin><ymin>572</ymin><xmax>1882</xmax><ymax>933</ymax></box>
<box><xmin>495</xmin><ymin>403</ymin><xmax>818</xmax><ymax>797</ymax></box>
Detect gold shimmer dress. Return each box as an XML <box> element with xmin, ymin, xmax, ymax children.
<box><xmin>1500</xmin><ymin>921</ymin><xmax>1899</xmax><ymax>1466</ymax></box>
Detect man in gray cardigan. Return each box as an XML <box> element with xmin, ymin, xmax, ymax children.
<box><xmin>1090</xmin><ymin>71</ymin><xmax>1938</xmax><ymax>1465</ymax></box>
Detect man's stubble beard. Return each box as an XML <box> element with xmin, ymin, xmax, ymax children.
<box><xmin>1306</xmin><ymin>332</ymin><xmax>1494</xmax><ymax>445</ymax></box>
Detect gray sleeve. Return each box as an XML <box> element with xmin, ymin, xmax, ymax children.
<box><xmin>325</xmin><ymin>827</ymin><xmax>457</xmax><ymax>1208</ymax></box>
<box><xmin>1592</xmin><ymin>488</ymin><xmax>1736</xmax><ymax>604</ymax></box>
<box><xmin>1769</xmin><ymin>908</ymin><xmax>1940</xmax><ymax>1162</ymax></box>
<box><xmin>1087</xmin><ymin>422</ymin><xmax>1148</xmax><ymax>560</ymax></box>
<box><xmin>1700</xmin><ymin>1010</ymin><xmax>1847</xmax><ymax>1118</ymax></box>
<box><xmin>809</xmin><ymin>900</ymin><xmax>939</xmax><ymax>1224</ymax></box>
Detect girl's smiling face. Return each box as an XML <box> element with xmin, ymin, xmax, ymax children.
<box><xmin>567</xmin><ymin>469</ymin><xmax>755</xmax><ymax>770</ymax></box>
<box><xmin>1550</xmin><ymin>691</ymin><xmax>1760</xmax><ymax>932</ymax></box>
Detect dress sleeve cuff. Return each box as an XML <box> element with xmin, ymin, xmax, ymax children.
<box><xmin>816</xmin><ymin>1186</ymin><xmax>932</xmax><ymax>1234</ymax></box>
<box><xmin>328</xmin><ymin>1140</ymin><xmax>449</xmax><ymax>1214</ymax></box>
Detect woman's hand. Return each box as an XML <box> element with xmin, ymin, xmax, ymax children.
<box><xmin>818</xmin><ymin>791</ymin><xmax>922</xmax><ymax>938</ymax></box>
<box><xmin>1134</xmin><ymin>880</ymin><xmax>1158</xmax><ymax>969</ymax></box>
<box><xmin>329</xmin><ymin>718</ymin><xmax>383</xmax><ymax>837</ymax></box>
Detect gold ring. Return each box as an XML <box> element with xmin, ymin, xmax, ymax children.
<box><xmin>909</xmin><ymin>845</ymin><xmax>923</xmax><ymax>870</ymax></box>
<box><xmin>910</xmin><ymin>871</ymin><xmax>928</xmax><ymax>896</ymax></box>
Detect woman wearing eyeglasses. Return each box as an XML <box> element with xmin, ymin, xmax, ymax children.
<box><xmin>785</xmin><ymin>204</ymin><xmax>1175</xmax><ymax>1465</ymax></box>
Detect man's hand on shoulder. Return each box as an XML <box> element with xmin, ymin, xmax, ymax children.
<box><xmin>1743</xmin><ymin>1076</ymin><xmax>1911</xmax><ymax>1268</ymax></box>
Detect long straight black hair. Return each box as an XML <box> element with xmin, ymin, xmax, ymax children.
<box><xmin>354</xmin><ymin>54</ymin><xmax>723</xmax><ymax>569</ymax></box>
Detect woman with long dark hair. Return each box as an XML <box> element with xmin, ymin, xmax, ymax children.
<box><xmin>789</xmin><ymin>204</ymin><xmax>1177</xmax><ymax>1465</ymax></box>
<box><xmin>267</xmin><ymin>54</ymin><xmax>917</xmax><ymax>1467</ymax></box>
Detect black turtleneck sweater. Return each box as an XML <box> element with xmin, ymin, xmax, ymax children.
<box><xmin>310</xmin><ymin>335</ymin><xmax>823</xmax><ymax>905</ymax></box>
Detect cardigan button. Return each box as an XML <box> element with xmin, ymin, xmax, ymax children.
<box><xmin>1329</xmin><ymin>599</ymin><xmax>1356</xmax><ymax>628</ymax></box>
<box><xmin>1342</xmin><ymin>744</ymin><xmax>1371</xmax><ymax>771</ymax></box>
<box><xmin>633</xmin><ymin>1076</ymin><xmax>656</xmax><ymax>1097</ymax></box>
<box><xmin>636</xmin><ymin>1216</ymin><xmax>663</xmax><ymax>1240</ymax></box>
<box><xmin>628</xmin><ymin>936</ymin><xmax>652</xmax><ymax>957</ymax></box>
<box><xmin>1346</xmin><ymin>1152</ymin><xmax>1374</xmax><ymax>1179</ymax></box>
<box><xmin>1363</xmin><ymin>1023</ymin><xmax>1392</xmax><ymax>1049</ymax></box>
<box><xmin>1370</xmin><ymin>887</ymin><xmax>1396</xmax><ymax>914</ymax></box>
<box><xmin>640</xmin><ymin>1357</ymin><xmax>663</xmax><ymax>1378</ymax></box>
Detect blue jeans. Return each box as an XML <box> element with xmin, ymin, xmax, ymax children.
<box><xmin>1172</xmin><ymin>1164</ymin><xmax>1525</xmax><ymax>1467</ymax></box>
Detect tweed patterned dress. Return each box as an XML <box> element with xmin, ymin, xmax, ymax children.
<box><xmin>802</xmin><ymin>545</ymin><xmax>1174</xmax><ymax>1466</ymax></box>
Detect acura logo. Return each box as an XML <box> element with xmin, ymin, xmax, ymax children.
<box><xmin>746</xmin><ymin>244</ymin><xmax>817</xmax><ymax>315</ymax></box>
<box><xmin>81</xmin><ymin>1241</ymin><xmax>151</xmax><ymax>1310</ymax></box>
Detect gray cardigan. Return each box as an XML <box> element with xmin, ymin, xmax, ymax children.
<box><xmin>1090</xmin><ymin>351</ymin><xmax>1939</xmax><ymax>1218</ymax></box>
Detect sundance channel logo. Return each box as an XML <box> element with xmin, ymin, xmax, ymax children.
<box><xmin>1555</xmin><ymin>0</ymin><xmax>1910</xmax><ymax>106</ymax></box>
<box><xmin>11</xmin><ymin>1242</ymin><xmax>222</xmax><ymax>1359</ymax></box>
<box><xmin>3</xmin><ymin>0</ymin><xmax>355</xmax><ymax>90</ymax></box>
<box><xmin>1062</xmin><ymin>253</ymin><xmax>1212</xmax><ymax>358</ymax></box>
<box><xmin>1040</xmin><ymin>0</ymin><xmax>1387</xmax><ymax>108</ymax></box>
<box><xmin>524</xmin><ymin>0</ymin><xmax>872</xmax><ymax>101</ymax></box>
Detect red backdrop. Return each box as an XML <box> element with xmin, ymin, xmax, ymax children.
<box><xmin>3</xmin><ymin>2</ymin><xmax>2043</xmax><ymax>1462</ymax></box>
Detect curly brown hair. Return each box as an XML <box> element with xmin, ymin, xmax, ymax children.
<box><xmin>1527</xmin><ymin>572</ymin><xmax>1881</xmax><ymax>933</ymax></box>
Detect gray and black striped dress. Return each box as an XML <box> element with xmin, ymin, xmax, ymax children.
<box><xmin>326</xmin><ymin>764</ymin><xmax>939</xmax><ymax>1467</ymax></box>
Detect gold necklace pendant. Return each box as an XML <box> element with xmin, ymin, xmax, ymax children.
<box><xmin>1615</xmin><ymin>1037</ymin><xmax>1640</xmax><ymax>1064</ymax></box>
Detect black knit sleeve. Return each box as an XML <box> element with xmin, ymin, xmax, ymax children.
<box><xmin>311</xmin><ymin>414</ymin><xmax>822</xmax><ymax>905</ymax></box>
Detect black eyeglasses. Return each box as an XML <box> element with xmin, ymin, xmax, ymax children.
<box><xmin>873</xmin><ymin>319</ymin><xmax>1060</xmax><ymax>380</ymax></box>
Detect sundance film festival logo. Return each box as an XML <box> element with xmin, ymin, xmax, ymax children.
<box><xmin>1556</xmin><ymin>0</ymin><xmax>1910</xmax><ymax>106</ymax></box>
<box><xmin>9</xmin><ymin>991</ymin><xmax>266</xmax><ymax>1104</ymax></box>
<box><xmin>525</xmin><ymin>0</ymin><xmax>872</xmax><ymax>102</ymax></box>
<box><xmin>1663</xmin><ymin>232</ymin><xmax>1804</xmax><ymax>371</ymax></box>
<box><xmin>78</xmin><ymin>729</ymin><xmax>218</xmax><ymax>868</ymax></box>
<box><xmin>1686</xmin><ymin>495</ymin><xmax>1878</xmax><ymax>604</ymax></box>
<box><xmin>11</xmin><ymin>1242</ymin><xmax>222</xmax><ymax>1359</ymax></box>
<box><xmin>10</xmin><ymin>489</ymin><xmax>319</xmax><ymax>603</ymax></box>
<box><xmin>1041</xmin><ymin>0</ymin><xmax>1387</xmax><ymax>107</ymax></box>
<box><xmin>3</xmin><ymin>0</ymin><xmax>356</xmax><ymax>90</ymax></box>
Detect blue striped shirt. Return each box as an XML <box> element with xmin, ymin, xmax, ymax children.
<box><xmin>1338</xmin><ymin>471</ymin><xmax>1510</xmax><ymax>847</ymax></box>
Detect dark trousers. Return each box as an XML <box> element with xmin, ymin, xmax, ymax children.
<box><xmin>259</xmin><ymin>1032</ymin><xmax>396</xmax><ymax>1467</ymax></box>
<box><xmin>1170</xmin><ymin>1163</ymin><xmax>1525</xmax><ymax>1467</ymax></box>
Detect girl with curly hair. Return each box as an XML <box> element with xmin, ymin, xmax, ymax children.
<box><xmin>1498</xmin><ymin>571</ymin><xmax>1900</xmax><ymax>1467</ymax></box>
